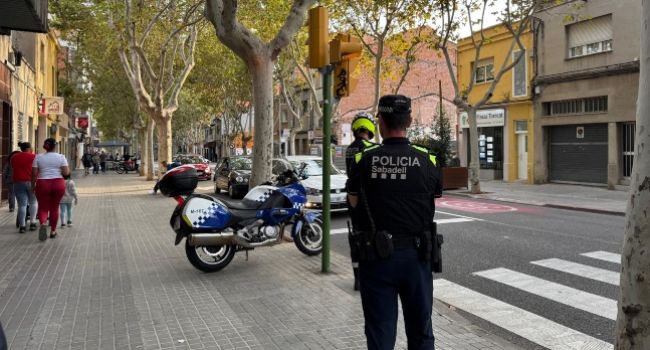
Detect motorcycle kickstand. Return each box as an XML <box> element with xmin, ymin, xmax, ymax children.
<box><xmin>245</xmin><ymin>250</ymin><xmax>249</xmax><ymax>261</ymax></box>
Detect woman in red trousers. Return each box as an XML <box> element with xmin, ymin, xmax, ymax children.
<box><xmin>32</xmin><ymin>138</ymin><xmax>70</xmax><ymax>241</ymax></box>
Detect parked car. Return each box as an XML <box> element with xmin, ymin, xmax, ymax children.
<box><xmin>213</xmin><ymin>157</ymin><xmax>252</xmax><ymax>198</ymax></box>
<box><xmin>176</xmin><ymin>155</ymin><xmax>212</xmax><ymax>180</ymax></box>
<box><xmin>286</xmin><ymin>155</ymin><xmax>348</xmax><ymax>212</ymax></box>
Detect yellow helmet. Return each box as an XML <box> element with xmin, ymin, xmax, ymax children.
<box><xmin>352</xmin><ymin>112</ymin><xmax>376</xmax><ymax>138</ymax></box>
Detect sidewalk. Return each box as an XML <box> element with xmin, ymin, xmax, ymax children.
<box><xmin>0</xmin><ymin>173</ymin><xmax>524</xmax><ymax>350</ymax></box>
<box><xmin>446</xmin><ymin>180</ymin><xmax>628</xmax><ymax>215</ymax></box>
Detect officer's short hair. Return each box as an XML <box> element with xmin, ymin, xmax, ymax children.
<box><xmin>378</xmin><ymin>94</ymin><xmax>412</xmax><ymax>130</ymax></box>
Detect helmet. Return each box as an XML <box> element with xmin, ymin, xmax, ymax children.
<box><xmin>351</xmin><ymin>112</ymin><xmax>376</xmax><ymax>138</ymax></box>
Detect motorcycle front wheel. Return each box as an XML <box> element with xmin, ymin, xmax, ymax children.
<box><xmin>294</xmin><ymin>218</ymin><xmax>323</xmax><ymax>256</ymax></box>
<box><xmin>185</xmin><ymin>241</ymin><xmax>236</xmax><ymax>272</ymax></box>
<box><xmin>116</xmin><ymin>165</ymin><xmax>125</xmax><ymax>174</ymax></box>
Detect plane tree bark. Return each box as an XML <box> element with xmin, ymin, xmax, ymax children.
<box><xmin>615</xmin><ymin>1</ymin><xmax>650</xmax><ymax>348</ymax></box>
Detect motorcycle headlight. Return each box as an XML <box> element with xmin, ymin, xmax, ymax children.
<box><xmin>306</xmin><ymin>187</ymin><xmax>320</xmax><ymax>195</ymax></box>
<box><xmin>236</xmin><ymin>176</ymin><xmax>245</xmax><ymax>183</ymax></box>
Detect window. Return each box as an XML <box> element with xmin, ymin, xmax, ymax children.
<box><xmin>512</xmin><ymin>51</ymin><xmax>527</xmax><ymax>97</ymax></box>
<box><xmin>542</xmin><ymin>96</ymin><xmax>608</xmax><ymax>116</ymax></box>
<box><xmin>474</xmin><ymin>59</ymin><xmax>494</xmax><ymax>84</ymax></box>
<box><xmin>567</xmin><ymin>15</ymin><xmax>613</xmax><ymax>58</ymax></box>
<box><xmin>515</xmin><ymin>120</ymin><xmax>528</xmax><ymax>133</ymax></box>
<box><xmin>39</xmin><ymin>43</ymin><xmax>45</xmax><ymax>73</ymax></box>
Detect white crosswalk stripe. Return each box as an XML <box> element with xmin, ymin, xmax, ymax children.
<box><xmin>474</xmin><ymin>267</ymin><xmax>617</xmax><ymax>320</ymax></box>
<box><xmin>531</xmin><ymin>258</ymin><xmax>620</xmax><ymax>286</ymax></box>
<box><xmin>434</xmin><ymin>279</ymin><xmax>613</xmax><ymax>350</ymax></box>
<box><xmin>581</xmin><ymin>251</ymin><xmax>621</xmax><ymax>264</ymax></box>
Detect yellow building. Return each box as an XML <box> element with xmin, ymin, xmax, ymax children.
<box><xmin>457</xmin><ymin>23</ymin><xmax>535</xmax><ymax>183</ymax></box>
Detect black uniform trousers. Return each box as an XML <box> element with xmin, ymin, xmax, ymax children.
<box><xmin>359</xmin><ymin>247</ymin><xmax>434</xmax><ymax>350</ymax></box>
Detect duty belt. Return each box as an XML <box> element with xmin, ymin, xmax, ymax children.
<box><xmin>391</xmin><ymin>235</ymin><xmax>421</xmax><ymax>250</ymax></box>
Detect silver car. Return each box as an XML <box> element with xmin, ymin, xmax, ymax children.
<box><xmin>286</xmin><ymin>156</ymin><xmax>348</xmax><ymax>212</ymax></box>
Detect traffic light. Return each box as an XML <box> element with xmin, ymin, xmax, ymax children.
<box><xmin>330</xmin><ymin>33</ymin><xmax>362</xmax><ymax>98</ymax></box>
<box><xmin>308</xmin><ymin>6</ymin><xmax>329</xmax><ymax>69</ymax></box>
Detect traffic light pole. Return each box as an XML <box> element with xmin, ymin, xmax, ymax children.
<box><xmin>321</xmin><ymin>64</ymin><xmax>333</xmax><ymax>273</ymax></box>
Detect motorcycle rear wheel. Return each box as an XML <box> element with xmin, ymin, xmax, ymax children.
<box><xmin>294</xmin><ymin>218</ymin><xmax>323</xmax><ymax>256</ymax></box>
<box><xmin>185</xmin><ymin>241</ymin><xmax>236</xmax><ymax>272</ymax></box>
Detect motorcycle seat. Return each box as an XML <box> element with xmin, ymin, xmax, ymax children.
<box><xmin>220</xmin><ymin>198</ymin><xmax>261</xmax><ymax>210</ymax></box>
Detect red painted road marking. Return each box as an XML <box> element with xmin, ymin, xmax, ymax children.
<box><xmin>438</xmin><ymin>199</ymin><xmax>518</xmax><ymax>214</ymax></box>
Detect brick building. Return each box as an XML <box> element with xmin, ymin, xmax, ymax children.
<box><xmin>335</xmin><ymin>27</ymin><xmax>458</xmax><ymax>145</ymax></box>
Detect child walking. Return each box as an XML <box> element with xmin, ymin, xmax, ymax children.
<box><xmin>60</xmin><ymin>174</ymin><xmax>78</xmax><ymax>227</ymax></box>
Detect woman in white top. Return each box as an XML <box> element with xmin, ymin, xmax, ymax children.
<box><xmin>32</xmin><ymin>138</ymin><xmax>70</xmax><ymax>240</ymax></box>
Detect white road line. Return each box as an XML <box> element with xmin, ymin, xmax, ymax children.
<box><xmin>329</xmin><ymin>217</ymin><xmax>475</xmax><ymax>235</ymax></box>
<box><xmin>436</xmin><ymin>210</ymin><xmax>483</xmax><ymax>221</ymax></box>
<box><xmin>330</xmin><ymin>228</ymin><xmax>349</xmax><ymax>235</ymax></box>
<box><xmin>435</xmin><ymin>218</ymin><xmax>475</xmax><ymax>224</ymax></box>
<box><xmin>531</xmin><ymin>258</ymin><xmax>620</xmax><ymax>286</ymax></box>
<box><xmin>581</xmin><ymin>251</ymin><xmax>621</xmax><ymax>264</ymax></box>
<box><xmin>474</xmin><ymin>268</ymin><xmax>617</xmax><ymax>320</ymax></box>
<box><xmin>434</xmin><ymin>279</ymin><xmax>613</xmax><ymax>350</ymax></box>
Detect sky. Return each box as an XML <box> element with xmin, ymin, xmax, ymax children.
<box><xmin>458</xmin><ymin>1</ymin><xmax>508</xmax><ymax>38</ymax></box>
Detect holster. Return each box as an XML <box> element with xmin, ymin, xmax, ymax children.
<box><xmin>350</xmin><ymin>230</ymin><xmax>394</xmax><ymax>261</ymax></box>
<box><xmin>430</xmin><ymin>222</ymin><xmax>444</xmax><ymax>273</ymax></box>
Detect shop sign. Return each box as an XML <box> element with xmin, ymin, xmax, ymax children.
<box><xmin>39</xmin><ymin>97</ymin><xmax>65</xmax><ymax>115</ymax></box>
<box><xmin>460</xmin><ymin>108</ymin><xmax>505</xmax><ymax>128</ymax></box>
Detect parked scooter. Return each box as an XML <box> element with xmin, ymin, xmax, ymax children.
<box><xmin>114</xmin><ymin>160</ymin><xmax>137</xmax><ymax>174</ymax></box>
<box><xmin>158</xmin><ymin>163</ymin><xmax>323</xmax><ymax>272</ymax></box>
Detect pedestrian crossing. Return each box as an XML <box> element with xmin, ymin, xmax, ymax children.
<box><xmin>435</xmin><ymin>250</ymin><xmax>621</xmax><ymax>350</ymax></box>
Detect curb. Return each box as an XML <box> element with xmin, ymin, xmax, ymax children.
<box><xmin>444</xmin><ymin>192</ymin><xmax>625</xmax><ymax>217</ymax></box>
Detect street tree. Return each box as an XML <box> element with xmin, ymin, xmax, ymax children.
<box><xmin>615</xmin><ymin>1</ymin><xmax>650</xmax><ymax>348</ymax></box>
<box><xmin>328</xmin><ymin>0</ymin><xmax>435</xmax><ymax>114</ymax></box>
<box><xmin>433</xmin><ymin>0</ymin><xmax>538</xmax><ymax>193</ymax></box>
<box><xmin>204</xmin><ymin>0</ymin><xmax>316</xmax><ymax>186</ymax></box>
<box><xmin>109</xmin><ymin>0</ymin><xmax>202</xmax><ymax>175</ymax></box>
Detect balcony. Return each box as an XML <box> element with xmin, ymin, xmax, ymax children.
<box><xmin>0</xmin><ymin>0</ymin><xmax>48</xmax><ymax>33</ymax></box>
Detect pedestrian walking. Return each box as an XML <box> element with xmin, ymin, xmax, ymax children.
<box><xmin>99</xmin><ymin>151</ymin><xmax>107</xmax><ymax>173</ymax></box>
<box><xmin>92</xmin><ymin>152</ymin><xmax>100</xmax><ymax>174</ymax></box>
<box><xmin>11</xmin><ymin>142</ymin><xmax>37</xmax><ymax>233</ymax></box>
<box><xmin>345</xmin><ymin>112</ymin><xmax>377</xmax><ymax>291</ymax></box>
<box><xmin>60</xmin><ymin>174</ymin><xmax>78</xmax><ymax>227</ymax></box>
<box><xmin>32</xmin><ymin>138</ymin><xmax>70</xmax><ymax>241</ymax></box>
<box><xmin>82</xmin><ymin>152</ymin><xmax>92</xmax><ymax>176</ymax></box>
<box><xmin>347</xmin><ymin>95</ymin><xmax>442</xmax><ymax>350</ymax></box>
<box><xmin>3</xmin><ymin>150</ymin><xmax>20</xmax><ymax>212</ymax></box>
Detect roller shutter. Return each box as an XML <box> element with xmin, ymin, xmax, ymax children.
<box><xmin>548</xmin><ymin>124</ymin><xmax>608</xmax><ymax>184</ymax></box>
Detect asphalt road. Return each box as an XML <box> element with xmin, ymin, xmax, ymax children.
<box><xmin>196</xmin><ymin>180</ymin><xmax>623</xmax><ymax>347</ymax></box>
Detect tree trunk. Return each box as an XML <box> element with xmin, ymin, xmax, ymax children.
<box><xmin>248</xmin><ymin>58</ymin><xmax>274</xmax><ymax>187</ymax></box>
<box><xmin>615</xmin><ymin>2</ymin><xmax>650</xmax><ymax>348</ymax></box>
<box><xmin>156</xmin><ymin>117</ymin><xmax>173</xmax><ymax>176</ymax></box>
<box><xmin>137</xmin><ymin>127</ymin><xmax>146</xmax><ymax>177</ymax></box>
<box><xmin>145</xmin><ymin>119</ymin><xmax>155</xmax><ymax>181</ymax></box>
<box><xmin>289</xmin><ymin>130</ymin><xmax>297</xmax><ymax>156</ymax></box>
<box><xmin>467</xmin><ymin>108</ymin><xmax>481</xmax><ymax>194</ymax></box>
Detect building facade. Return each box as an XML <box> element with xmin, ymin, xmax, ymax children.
<box><xmin>457</xmin><ymin>24</ymin><xmax>536</xmax><ymax>182</ymax></box>
<box><xmin>533</xmin><ymin>0</ymin><xmax>641</xmax><ymax>188</ymax></box>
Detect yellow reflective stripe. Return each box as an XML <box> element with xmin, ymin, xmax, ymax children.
<box><xmin>429</xmin><ymin>155</ymin><xmax>438</xmax><ymax>166</ymax></box>
<box><xmin>411</xmin><ymin>145</ymin><xmax>428</xmax><ymax>153</ymax></box>
<box><xmin>355</xmin><ymin>152</ymin><xmax>363</xmax><ymax>163</ymax></box>
<box><xmin>362</xmin><ymin>139</ymin><xmax>374</xmax><ymax>147</ymax></box>
<box><xmin>364</xmin><ymin>145</ymin><xmax>380</xmax><ymax>152</ymax></box>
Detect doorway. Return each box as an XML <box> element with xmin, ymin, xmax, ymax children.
<box><xmin>517</xmin><ymin>132</ymin><xmax>528</xmax><ymax>180</ymax></box>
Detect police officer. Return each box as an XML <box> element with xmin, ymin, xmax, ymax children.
<box><xmin>347</xmin><ymin>94</ymin><xmax>442</xmax><ymax>350</ymax></box>
<box><xmin>345</xmin><ymin>112</ymin><xmax>377</xmax><ymax>291</ymax></box>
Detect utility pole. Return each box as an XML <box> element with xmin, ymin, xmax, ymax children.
<box><xmin>308</xmin><ymin>5</ymin><xmax>362</xmax><ymax>273</ymax></box>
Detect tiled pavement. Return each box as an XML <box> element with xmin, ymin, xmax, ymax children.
<box><xmin>0</xmin><ymin>173</ymin><xmax>522</xmax><ymax>350</ymax></box>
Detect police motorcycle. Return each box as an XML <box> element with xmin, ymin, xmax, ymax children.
<box><xmin>157</xmin><ymin>163</ymin><xmax>323</xmax><ymax>272</ymax></box>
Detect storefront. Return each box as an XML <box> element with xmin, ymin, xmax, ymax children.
<box><xmin>459</xmin><ymin>108</ymin><xmax>505</xmax><ymax>180</ymax></box>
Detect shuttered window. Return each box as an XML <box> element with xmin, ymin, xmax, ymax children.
<box><xmin>567</xmin><ymin>15</ymin><xmax>613</xmax><ymax>58</ymax></box>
